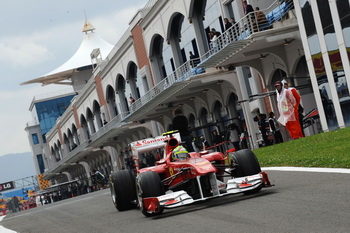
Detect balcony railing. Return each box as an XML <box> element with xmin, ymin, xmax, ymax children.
<box><xmin>89</xmin><ymin>112</ymin><xmax>129</xmax><ymax>142</ymax></box>
<box><xmin>201</xmin><ymin>0</ymin><xmax>294</xmax><ymax>63</ymax></box>
<box><xmin>129</xmin><ymin>60</ymin><xmax>205</xmax><ymax>114</ymax></box>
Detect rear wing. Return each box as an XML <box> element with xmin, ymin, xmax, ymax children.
<box><xmin>130</xmin><ymin>133</ymin><xmax>181</xmax><ymax>169</ymax></box>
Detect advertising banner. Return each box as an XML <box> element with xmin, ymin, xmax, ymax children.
<box><xmin>0</xmin><ymin>181</ymin><xmax>15</xmax><ymax>192</ymax></box>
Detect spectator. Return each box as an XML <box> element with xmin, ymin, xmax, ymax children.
<box><xmin>211</xmin><ymin>28</ymin><xmax>221</xmax><ymax>37</ymax></box>
<box><xmin>209</xmin><ymin>31</ymin><xmax>218</xmax><ymax>52</ymax></box>
<box><xmin>129</xmin><ymin>96</ymin><xmax>135</xmax><ymax>104</ymax></box>
<box><xmin>227</xmin><ymin>123</ymin><xmax>240</xmax><ymax>150</ymax></box>
<box><xmin>281</xmin><ymin>79</ymin><xmax>304</xmax><ymax>139</ymax></box>
<box><xmin>255</xmin><ymin>7</ymin><xmax>268</xmax><ymax>31</ymax></box>
<box><xmin>189</xmin><ymin>51</ymin><xmax>199</xmax><ymax>67</ymax></box>
<box><xmin>211</xmin><ymin>28</ymin><xmax>222</xmax><ymax>50</ymax></box>
<box><xmin>172</xmin><ymin>108</ymin><xmax>194</xmax><ymax>152</ymax></box>
<box><xmin>192</xmin><ymin>137</ymin><xmax>201</xmax><ymax>152</ymax></box>
<box><xmin>268</xmin><ymin>112</ymin><xmax>283</xmax><ymax>144</ymax></box>
<box><xmin>199</xmin><ymin>135</ymin><xmax>210</xmax><ymax>149</ymax></box>
<box><xmin>92</xmin><ymin>169</ymin><xmax>108</xmax><ymax>189</ymax></box>
<box><xmin>275</xmin><ymin>81</ymin><xmax>302</xmax><ymax>139</ymax></box>
<box><xmin>212</xmin><ymin>130</ymin><xmax>224</xmax><ymax>152</ymax></box>
<box><xmin>224</xmin><ymin>18</ymin><xmax>232</xmax><ymax>31</ymax></box>
<box><xmin>243</xmin><ymin>0</ymin><xmax>254</xmax><ymax>15</ymax></box>
<box><xmin>257</xmin><ymin>113</ymin><xmax>270</xmax><ymax>146</ymax></box>
<box><xmin>12</xmin><ymin>196</ymin><xmax>19</xmax><ymax>213</ymax></box>
<box><xmin>243</xmin><ymin>0</ymin><xmax>255</xmax><ymax>31</ymax></box>
<box><xmin>229</xmin><ymin>18</ymin><xmax>238</xmax><ymax>40</ymax></box>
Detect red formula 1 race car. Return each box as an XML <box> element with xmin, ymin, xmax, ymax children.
<box><xmin>109</xmin><ymin>132</ymin><xmax>272</xmax><ymax>217</ymax></box>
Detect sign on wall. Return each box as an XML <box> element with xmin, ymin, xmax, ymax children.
<box><xmin>0</xmin><ymin>181</ymin><xmax>15</xmax><ymax>192</ymax></box>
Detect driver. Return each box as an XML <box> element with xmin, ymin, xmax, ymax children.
<box><xmin>172</xmin><ymin>145</ymin><xmax>190</xmax><ymax>161</ymax></box>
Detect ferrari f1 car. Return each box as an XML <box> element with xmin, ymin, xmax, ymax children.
<box><xmin>110</xmin><ymin>132</ymin><xmax>272</xmax><ymax>217</ymax></box>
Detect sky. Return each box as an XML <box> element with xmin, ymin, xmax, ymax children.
<box><xmin>0</xmin><ymin>0</ymin><xmax>149</xmax><ymax>156</ymax></box>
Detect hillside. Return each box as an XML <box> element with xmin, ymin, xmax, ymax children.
<box><xmin>0</xmin><ymin>152</ymin><xmax>36</xmax><ymax>183</ymax></box>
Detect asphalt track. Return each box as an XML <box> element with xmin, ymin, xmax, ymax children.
<box><xmin>1</xmin><ymin>168</ymin><xmax>350</xmax><ymax>233</ymax></box>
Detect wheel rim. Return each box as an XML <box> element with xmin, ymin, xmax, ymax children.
<box><xmin>110</xmin><ymin>182</ymin><xmax>117</xmax><ymax>205</ymax></box>
<box><xmin>136</xmin><ymin>178</ymin><xmax>143</xmax><ymax>209</ymax></box>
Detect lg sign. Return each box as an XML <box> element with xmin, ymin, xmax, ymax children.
<box><xmin>0</xmin><ymin>181</ymin><xmax>15</xmax><ymax>191</ymax></box>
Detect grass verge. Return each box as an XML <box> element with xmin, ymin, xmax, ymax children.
<box><xmin>253</xmin><ymin>127</ymin><xmax>350</xmax><ymax>168</ymax></box>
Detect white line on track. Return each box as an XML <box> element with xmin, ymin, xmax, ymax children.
<box><xmin>262</xmin><ymin>167</ymin><xmax>350</xmax><ymax>174</ymax></box>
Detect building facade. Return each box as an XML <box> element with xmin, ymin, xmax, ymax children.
<box><xmin>24</xmin><ymin>0</ymin><xmax>350</xmax><ymax>184</ymax></box>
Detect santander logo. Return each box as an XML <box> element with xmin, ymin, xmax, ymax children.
<box><xmin>134</xmin><ymin>136</ymin><xmax>169</xmax><ymax>147</ymax></box>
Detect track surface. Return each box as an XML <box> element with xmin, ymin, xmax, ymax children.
<box><xmin>1</xmin><ymin>170</ymin><xmax>350</xmax><ymax>233</ymax></box>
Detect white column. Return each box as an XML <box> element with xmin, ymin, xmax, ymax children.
<box><xmin>293</xmin><ymin>0</ymin><xmax>329</xmax><ymax>131</ymax></box>
<box><xmin>251</xmin><ymin>68</ymin><xmax>266</xmax><ymax>112</ymax></box>
<box><xmin>329</xmin><ymin>0</ymin><xmax>350</xmax><ymax>96</ymax></box>
<box><xmin>236</xmin><ymin>67</ymin><xmax>258</xmax><ymax>149</ymax></box>
<box><xmin>310</xmin><ymin>0</ymin><xmax>345</xmax><ymax>128</ymax></box>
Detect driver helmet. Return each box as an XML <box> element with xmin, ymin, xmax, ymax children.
<box><xmin>172</xmin><ymin>146</ymin><xmax>189</xmax><ymax>161</ymax></box>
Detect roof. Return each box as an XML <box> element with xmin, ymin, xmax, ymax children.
<box><xmin>20</xmin><ymin>21</ymin><xmax>114</xmax><ymax>86</ymax></box>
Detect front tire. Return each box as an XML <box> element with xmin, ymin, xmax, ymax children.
<box><xmin>110</xmin><ymin>170</ymin><xmax>136</xmax><ymax>211</ymax></box>
<box><xmin>231</xmin><ymin>149</ymin><xmax>262</xmax><ymax>194</ymax></box>
<box><xmin>136</xmin><ymin>171</ymin><xmax>165</xmax><ymax>217</ymax></box>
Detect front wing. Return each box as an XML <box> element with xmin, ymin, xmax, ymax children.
<box><xmin>143</xmin><ymin>172</ymin><xmax>272</xmax><ymax>214</ymax></box>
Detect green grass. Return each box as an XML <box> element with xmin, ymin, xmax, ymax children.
<box><xmin>253</xmin><ymin>127</ymin><xmax>350</xmax><ymax>168</ymax></box>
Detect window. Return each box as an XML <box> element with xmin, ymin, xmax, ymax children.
<box><xmin>37</xmin><ymin>154</ymin><xmax>45</xmax><ymax>174</ymax></box>
<box><xmin>32</xmin><ymin>133</ymin><xmax>39</xmax><ymax>144</ymax></box>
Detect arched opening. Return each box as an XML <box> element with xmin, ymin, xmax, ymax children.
<box><xmin>93</xmin><ymin>100</ymin><xmax>103</xmax><ymax>130</ymax></box>
<box><xmin>188</xmin><ymin>113</ymin><xmax>196</xmax><ymax>136</ymax></box>
<box><xmin>86</xmin><ymin>108</ymin><xmax>96</xmax><ymax>135</ymax></box>
<box><xmin>80</xmin><ymin>115</ymin><xmax>90</xmax><ymax>141</ymax></box>
<box><xmin>63</xmin><ymin>133</ymin><xmax>70</xmax><ymax>153</ymax></box>
<box><xmin>199</xmin><ymin>107</ymin><xmax>212</xmax><ymax>145</ymax></box>
<box><xmin>106</xmin><ymin>85</ymin><xmax>118</xmax><ymax>119</ymax></box>
<box><xmin>51</xmin><ymin>146</ymin><xmax>57</xmax><ymax>162</ymax></box>
<box><xmin>57</xmin><ymin>140</ymin><xmax>63</xmax><ymax>160</ymax></box>
<box><xmin>67</xmin><ymin>129</ymin><xmax>74</xmax><ymax>149</ymax></box>
<box><xmin>271</xmin><ymin>69</ymin><xmax>287</xmax><ymax>88</ymax></box>
<box><xmin>213</xmin><ymin>100</ymin><xmax>226</xmax><ymax>135</ymax></box>
<box><xmin>167</xmin><ymin>13</ymin><xmax>185</xmax><ymax>67</ymax></box>
<box><xmin>127</xmin><ymin>61</ymin><xmax>140</xmax><ymax>100</ymax></box>
<box><xmin>116</xmin><ymin>74</ymin><xmax>129</xmax><ymax>113</ymax></box>
<box><xmin>188</xmin><ymin>0</ymin><xmax>208</xmax><ymax>56</ymax></box>
<box><xmin>149</xmin><ymin>34</ymin><xmax>166</xmax><ymax>84</ymax></box>
<box><xmin>71</xmin><ymin>124</ymin><xmax>80</xmax><ymax>145</ymax></box>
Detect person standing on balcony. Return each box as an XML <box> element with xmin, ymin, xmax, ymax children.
<box><xmin>243</xmin><ymin>0</ymin><xmax>255</xmax><ymax>31</ymax></box>
<box><xmin>209</xmin><ymin>31</ymin><xmax>218</xmax><ymax>52</ymax></box>
<box><xmin>224</xmin><ymin>18</ymin><xmax>232</xmax><ymax>31</ymax></box>
<box><xmin>172</xmin><ymin>108</ymin><xmax>194</xmax><ymax>152</ymax></box>
<box><xmin>243</xmin><ymin>1</ymin><xmax>254</xmax><ymax>15</ymax></box>
<box><xmin>255</xmin><ymin>7</ymin><xmax>268</xmax><ymax>31</ymax></box>
<box><xmin>230</xmin><ymin>18</ymin><xmax>238</xmax><ymax>40</ymax></box>
<box><xmin>189</xmin><ymin>51</ymin><xmax>199</xmax><ymax>67</ymax></box>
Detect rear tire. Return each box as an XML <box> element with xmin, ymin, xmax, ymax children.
<box><xmin>231</xmin><ymin>149</ymin><xmax>262</xmax><ymax>194</ymax></box>
<box><xmin>136</xmin><ymin>171</ymin><xmax>165</xmax><ymax>217</ymax></box>
<box><xmin>110</xmin><ymin>170</ymin><xmax>137</xmax><ymax>211</ymax></box>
